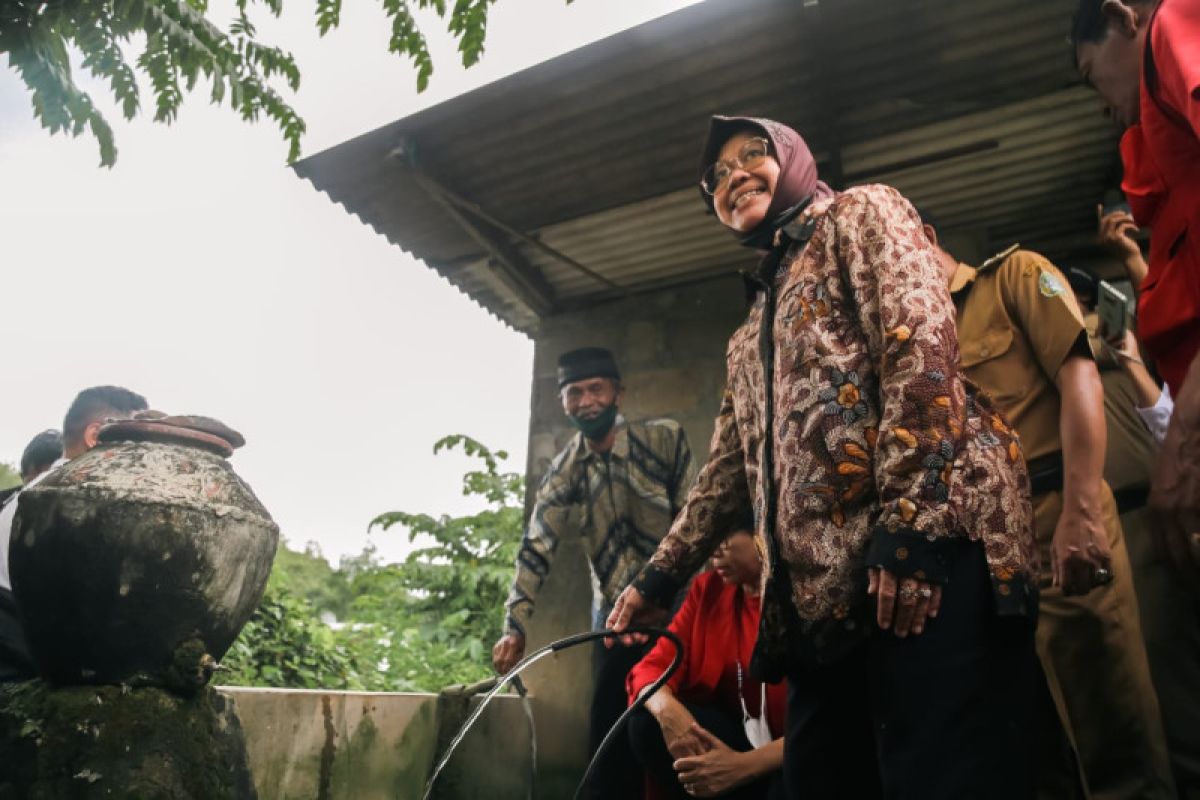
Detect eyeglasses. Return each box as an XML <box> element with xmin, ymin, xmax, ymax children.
<box><xmin>713</xmin><ymin>536</ymin><xmax>741</xmax><ymax>555</ymax></box>
<box><xmin>701</xmin><ymin>137</ymin><xmax>771</xmax><ymax>196</ymax></box>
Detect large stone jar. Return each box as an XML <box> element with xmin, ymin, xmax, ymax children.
<box><xmin>10</xmin><ymin>416</ymin><xmax>278</xmax><ymax>688</ymax></box>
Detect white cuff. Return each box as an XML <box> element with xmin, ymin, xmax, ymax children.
<box><xmin>1136</xmin><ymin>384</ymin><xmax>1174</xmax><ymax>446</ymax></box>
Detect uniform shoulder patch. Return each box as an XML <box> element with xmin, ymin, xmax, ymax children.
<box><xmin>1038</xmin><ymin>270</ymin><xmax>1066</xmax><ymax>298</ymax></box>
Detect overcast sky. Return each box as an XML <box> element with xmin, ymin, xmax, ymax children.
<box><xmin>0</xmin><ymin>0</ymin><xmax>697</xmax><ymax>565</ymax></box>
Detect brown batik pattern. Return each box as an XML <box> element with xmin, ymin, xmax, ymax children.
<box><xmin>636</xmin><ymin>185</ymin><xmax>1036</xmax><ymax>659</ymax></box>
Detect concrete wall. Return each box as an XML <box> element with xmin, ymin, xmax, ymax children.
<box><xmin>518</xmin><ymin>274</ymin><xmax>751</xmax><ymax>787</ymax></box>
<box><xmin>219</xmin><ymin>687</ymin><xmax>536</xmax><ymax>799</ymax></box>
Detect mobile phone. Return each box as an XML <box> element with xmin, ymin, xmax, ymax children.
<box><xmin>1097</xmin><ymin>280</ymin><xmax>1128</xmax><ymax>342</ymax></box>
<box><xmin>1102</xmin><ymin>201</ymin><xmax>1132</xmax><ymax>218</ymax></box>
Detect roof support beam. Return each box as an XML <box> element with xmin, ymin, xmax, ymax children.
<box><xmin>405</xmin><ymin>168</ymin><xmax>557</xmax><ymax>318</ymax></box>
<box><xmin>429</xmin><ymin>181</ymin><xmax>624</xmax><ymax>293</ymax></box>
<box><xmin>391</xmin><ymin>137</ymin><xmax>621</xmax><ymax>295</ymax></box>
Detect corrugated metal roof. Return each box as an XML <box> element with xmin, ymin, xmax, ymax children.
<box><xmin>296</xmin><ymin>0</ymin><xmax>1119</xmax><ymax>333</ymax></box>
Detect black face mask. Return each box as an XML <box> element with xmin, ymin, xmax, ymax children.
<box><xmin>568</xmin><ymin>404</ymin><xmax>618</xmax><ymax>440</ymax></box>
<box><xmin>738</xmin><ymin>198</ymin><xmax>812</xmax><ymax>251</ymax></box>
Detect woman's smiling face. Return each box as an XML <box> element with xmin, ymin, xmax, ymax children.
<box><xmin>712</xmin><ymin>131</ymin><xmax>780</xmax><ymax>233</ymax></box>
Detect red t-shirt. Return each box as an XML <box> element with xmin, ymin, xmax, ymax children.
<box><xmin>1149</xmin><ymin>0</ymin><xmax>1200</xmax><ymax>136</ymax></box>
<box><xmin>1120</xmin><ymin>0</ymin><xmax>1200</xmax><ymax>394</ymax></box>
<box><xmin>627</xmin><ymin>570</ymin><xmax>787</xmax><ymax>738</ymax></box>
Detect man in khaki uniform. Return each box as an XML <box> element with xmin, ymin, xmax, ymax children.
<box><xmin>920</xmin><ymin>219</ymin><xmax>1173</xmax><ymax>800</ymax></box>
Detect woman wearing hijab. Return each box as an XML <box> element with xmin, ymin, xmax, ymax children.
<box><xmin>609</xmin><ymin>117</ymin><xmax>1040</xmax><ymax>799</ymax></box>
<box><xmin>626</xmin><ymin>521</ymin><xmax>786</xmax><ymax>800</ymax></box>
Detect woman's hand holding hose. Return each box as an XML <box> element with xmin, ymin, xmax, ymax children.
<box><xmin>605</xmin><ymin>585</ymin><xmax>668</xmax><ymax>647</ymax></box>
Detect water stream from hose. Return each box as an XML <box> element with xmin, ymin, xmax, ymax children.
<box><xmin>420</xmin><ymin>626</ymin><xmax>682</xmax><ymax>800</ymax></box>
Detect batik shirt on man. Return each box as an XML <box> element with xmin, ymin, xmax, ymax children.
<box><xmin>634</xmin><ymin>185</ymin><xmax>1037</xmax><ymax>672</ymax></box>
<box><xmin>504</xmin><ymin>416</ymin><xmax>695</xmax><ymax>637</ymax></box>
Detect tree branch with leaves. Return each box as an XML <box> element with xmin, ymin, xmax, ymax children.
<box><xmin>222</xmin><ymin>434</ymin><xmax>524</xmax><ymax>692</ymax></box>
<box><xmin>1</xmin><ymin>0</ymin><xmax>518</xmax><ymax>167</ymax></box>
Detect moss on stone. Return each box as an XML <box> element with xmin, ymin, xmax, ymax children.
<box><xmin>390</xmin><ymin>701</ymin><xmax>438</xmax><ymax>800</ymax></box>
<box><xmin>161</xmin><ymin>637</ymin><xmax>216</xmax><ymax>697</ymax></box>
<box><xmin>0</xmin><ymin>680</ymin><xmax>254</xmax><ymax>799</ymax></box>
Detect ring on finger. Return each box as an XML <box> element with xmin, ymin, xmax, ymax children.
<box><xmin>898</xmin><ymin>585</ymin><xmax>920</xmax><ymax>603</ymax></box>
<box><xmin>918</xmin><ymin>586</ymin><xmax>933</xmax><ymax>599</ymax></box>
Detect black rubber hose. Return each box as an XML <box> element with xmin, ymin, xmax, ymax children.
<box><xmin>568</xmin><ymin>627</ymin><xmax>683</xmax><ymax>800</ymax></box>
<box><xmin>420</xmin><ymin>625</ymin><xmax>683</xmax><ymax>800</ymax></box>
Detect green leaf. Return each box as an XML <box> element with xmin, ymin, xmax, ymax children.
<box><xmin>315</xmin><ymin>0</ymin><xmax>342</xmax><ymax>36</ymax></box>
<box><xmin>1</xmin><ymin>0</ymin><xmax>533</xmax><ymax>164</ymax></box>
<box><xmin>223</xmin><ymin>434</ymin><xmax>521</xmax><ymax>692</ymax></box>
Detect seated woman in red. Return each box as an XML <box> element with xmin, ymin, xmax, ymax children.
<box><xmin>626</xmin><ymin>523</ymin><xmax>786</xmax><ymax>799</ymax></box>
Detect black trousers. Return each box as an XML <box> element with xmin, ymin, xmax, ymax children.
<box><xmin>0</xmin><ymin>588</ymin><xmax>35</xmax><ymax>683</ymax></box>
<box><xmin>588</xmin><ymin>641</ymin><xmax>647</xmax><ymax>799</ymax></box>
<box><xmin>628</xmin><ymin>702</ymin><xmax>786</xmax><ymax>800</ymax></box>
<box><xmin>783</xmin><ymin>543</ymin><xmax>1038</xmax><ymax>800</ymax></box>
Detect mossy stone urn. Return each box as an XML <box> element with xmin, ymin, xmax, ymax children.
<box><xmin>10</xmin><ymin>415</ymin><xmax>278</xmax><ymax>688</ymax></box>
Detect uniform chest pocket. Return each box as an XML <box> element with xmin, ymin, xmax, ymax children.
<box><xmin>958</xmin><ymin>326</ymin><xmax>1023</xmax><ymax>404</ymax></box>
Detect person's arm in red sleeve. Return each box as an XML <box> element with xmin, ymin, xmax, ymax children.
<box><xmin>626</xmin><ymin>576</ymin><xmax>702</xmax><ymax>704</ymax></box>
<box><xmin>627</xmin><ymin>576</ymin><xmax>714</xmax><ymax>760</ymax></box>
<box><xmin>1145</xmin><ymin>4</ymin><xmax>1200</xmax><ymax>579</ymax></box>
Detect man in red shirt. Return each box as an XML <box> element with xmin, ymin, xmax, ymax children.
<box><xmin>1073</xmin><ymin>0</ymin><xmax>1200</xmax><ymax>581</ymax></box>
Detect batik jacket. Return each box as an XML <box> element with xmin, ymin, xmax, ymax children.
<box><xmin>504</xmin><ymin>416</ymin><xmax>695</xmax><ymax>637</ymax></box>
<box><xmin>633</xmin><ymin>185</ymin><xmax>1037</xmax><ymax>677</ymax></box>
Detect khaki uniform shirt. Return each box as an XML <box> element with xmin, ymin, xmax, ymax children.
<box><xmin>950</xmin><ymin>248</ymin><xmax>1086</xmax><ymax>463</ymax></box>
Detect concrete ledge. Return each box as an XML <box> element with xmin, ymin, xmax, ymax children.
<box><xmin>217</xmin><ymin>687</ymin><xmax>544</xmax><ymax>799</ymax></box>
